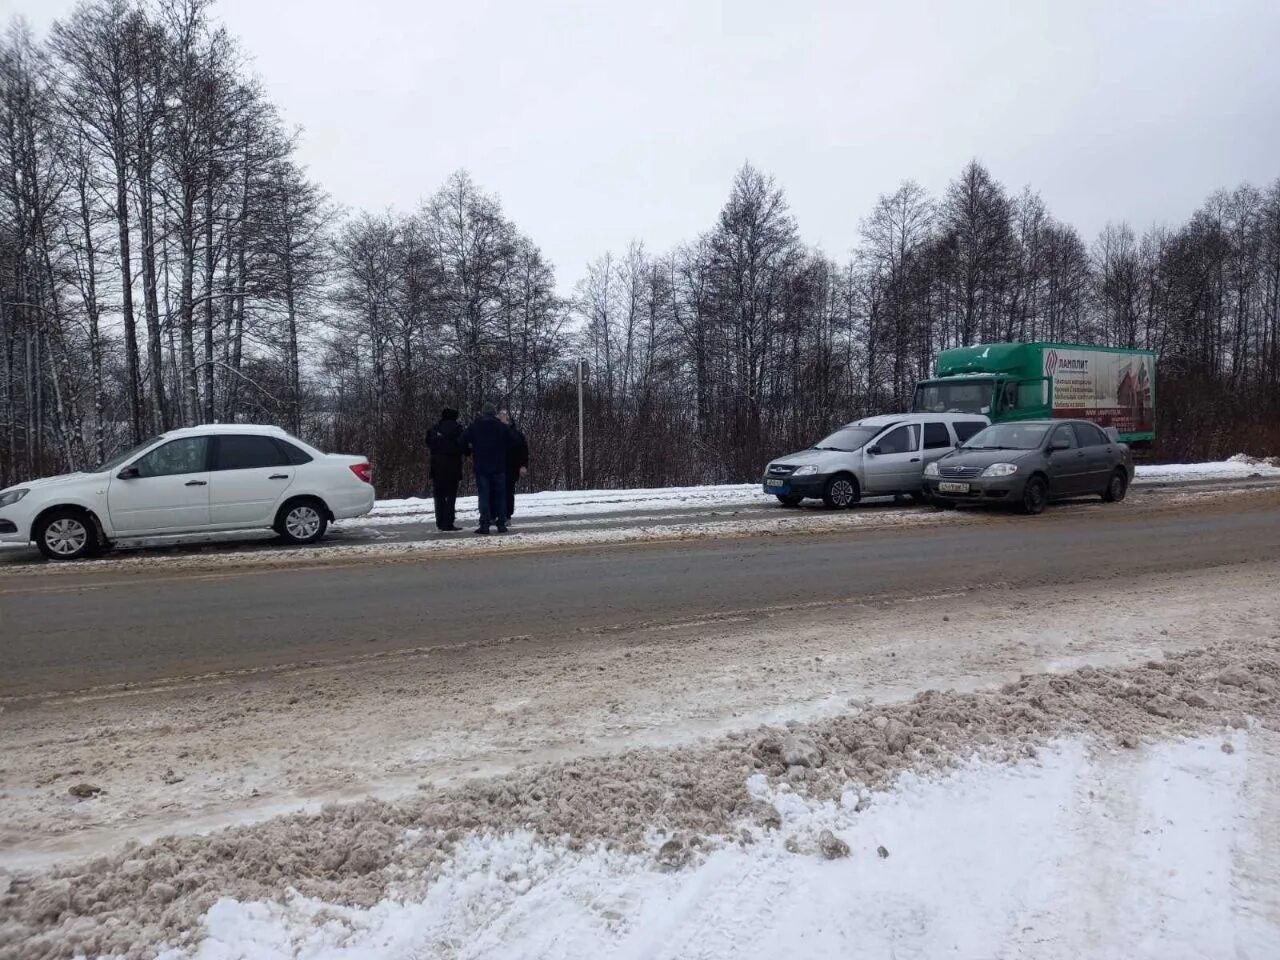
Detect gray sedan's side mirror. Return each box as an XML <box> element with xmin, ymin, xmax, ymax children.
<box><xmin>117</xmin><ymin>466</ymin><xmax>140</xmax><ymax>479</ymax></box>
<box><xmin>1049</xmin><ymin>440</ymin><xmax>1070</xmax><ymax>453</ymax></box>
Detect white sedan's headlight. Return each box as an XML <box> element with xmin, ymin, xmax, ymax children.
<box><xmin>924</xmin><ymin>461</ymin><xmax>940</xmax><ymax>477</ymax></box>
<box><xmin>0</xmin><ymin>488</ymin><xmax>29</xmax><ymax>509</ymax></box>
<box><xmin>792</xmin><ymin>465</ymin><xmax>819</xmax><ymax>476</ymax></box>
<box><xmin>982</xmin><ymin>463</ymin><xmax>1019</xmax><ymax>478</ymax></box>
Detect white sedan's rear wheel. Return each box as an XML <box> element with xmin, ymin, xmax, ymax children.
<box><xmin>277</xmin><ymin>500</ymin><xmax>328</xmax><ymax>545</ymax></box>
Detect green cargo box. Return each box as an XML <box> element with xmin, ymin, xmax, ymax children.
<box><xmin>912</xmin><ymin>342</ymin><xmax>1156</xmax><ymax>443</ymax></box>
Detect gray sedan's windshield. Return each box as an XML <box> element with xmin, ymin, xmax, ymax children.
<box><xmin>813</xmin><ymin>425</ymin><xmax>882</xmax><ymax>452</ymax></box>
<box><xmin>963</xmin><ymin>423</ymin><xmax>1049</xmax><ymax>451</ymax></box>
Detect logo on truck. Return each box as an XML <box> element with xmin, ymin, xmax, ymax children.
<box><xmin>1045</xmin><ymin>349</ymin><xmax>1087</xmax><ymax>377</ymax></box>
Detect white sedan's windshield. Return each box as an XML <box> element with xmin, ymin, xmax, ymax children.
<box><xmin>92</xmin><ymin>437</ymin><xmax>160</xmax><ymax>473</ymax></box>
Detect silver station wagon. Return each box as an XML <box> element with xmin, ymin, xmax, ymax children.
<box><xmin>762</xmin><ymin>413</ymin><xmax>990</xmax><ymax>508</ymax></box>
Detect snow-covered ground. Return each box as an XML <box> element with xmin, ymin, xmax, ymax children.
<box><xmin>365</xmin><ymin>455</ymin><xmax>1280</xmax><ymax>526</ymax></box>
<box><xmin>164</xmin><ymin>731</ymin><xmax>1279</xmax><ymax>960</ymax></box>
<box><xmin>364</xmin><ymin>484</ymin><xmax>763</xmax><ymax>526</ymax></box>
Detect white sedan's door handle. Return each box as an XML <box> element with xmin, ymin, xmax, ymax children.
<box><xmin>269</xmin><ymin>474</ymin><xmax>289</xmax><ymax>480</ymax></box>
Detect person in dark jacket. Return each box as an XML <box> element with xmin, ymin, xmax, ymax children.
<box><xmin>426</xmin><ymin>407</ymin><xmax>465</xmax><ymax>531</ymax></box>
<box><xmin>460</xmin><ymin>402</ymin><xmax>513</xmax><ymax>534</ymax></box>
<box><xmin>498</xmin><ymin>410</ymin><xmax>529</xmax><ymax>520</ymax></box>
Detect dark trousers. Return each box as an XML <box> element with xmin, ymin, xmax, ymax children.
<box><xmin>475</xmin><ymin>470</ymin><xmax>508</xmax><ymax>530</ymax></box>
<box><xmin>505</xmin><ymin>472</ymin><xmax>519</xmax><ymax>518</ymax></box>
<box><xmin>431</xmin><ymin>473</ymin><xmax>460</xmax><ymax>529</ymax></box>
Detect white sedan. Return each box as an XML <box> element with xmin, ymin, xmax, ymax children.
<box><xmin>0</xmin><ymin>424</ymin><xmax>375</xmax><ymax>561</ymax></box>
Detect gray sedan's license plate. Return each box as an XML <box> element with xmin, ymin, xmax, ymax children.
<box><xmin>938</xmin><ymin>481</ymin><xmax>970</xmax><ymax>493</ymax></box>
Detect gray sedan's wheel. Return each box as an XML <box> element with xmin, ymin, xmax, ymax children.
<box><xmin>821</xmin><ymin>475</ymin><xmax>859</xmax><ymax>510</ymax></box>
<box><xmin>1102</xmin><ymin>469</ymin><xmax>1128</xmax><ymax>503</ymax></box>
<box><xmin>1021</xmin><ymin>476</ymin><xmax>1049</xmax><ymax>515</ymax></box>
<box><xmin>277</xmin><ymin>500</ymin><xmax>329</xmax><ymax>545</ymax></box>
<box><xmin>35</xmin><ymin>510</ymin><xmax>96</xmax><ymax>562</ymax></box>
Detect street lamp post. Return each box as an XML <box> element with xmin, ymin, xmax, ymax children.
<box><xmin>577</xmin><ymin>359</ymin><xmax>587</xmax><ymax>488</ymax></box>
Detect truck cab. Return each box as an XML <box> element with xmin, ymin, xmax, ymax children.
<box><xmin>912</xmin><ymin>343</ymin><xmax>1053</xmax><ymax>422</ymax></box>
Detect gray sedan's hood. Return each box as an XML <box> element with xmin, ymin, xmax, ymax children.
<box><xmin>769</xmin><ymin>448</ymin><xmax>860</xmax><ymax>471</ymax></box>
<box><xmin>939</xmin><ymin>447</ymin><xmax>1038</xmax><ymax>469</ymax></box>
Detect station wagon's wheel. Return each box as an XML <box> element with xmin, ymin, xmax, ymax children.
<box><xmin>821</xmin><ymin>474</ymin><xmax>859</xmax><ymax>510</ymax></box>
<box><xmin>35</xmin><ymin>509</ymin><xmax>97</xmax><ymax>562</ymax></box>
<box><xmin>1102</xmin><ymin>468</ymin><xmax>1128</xmax><ymax>503</ymax></box>
<box><xmin>276</xmin><ymin>498</ymin><xmax>329</xmax><ymax>545</ymax></box>
<box><xmin>1021</xmin><ymin>476</ymin><xmax>1049</xmax><ymax>516</ymax></box>
<box><xmin>776</xmin><ymin>495</ymin><xmax>803</xmax><ymax>508</ymax></box>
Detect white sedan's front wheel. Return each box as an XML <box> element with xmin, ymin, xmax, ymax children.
<box><xmin>35</xmin><ymin>510</ymin><xmax>96</xmax><ymax>562</ymax></box>
<box><xmin>276</xmin><ymin>499</ymin><xmax>329</xmax><ymax>545</ymax></box>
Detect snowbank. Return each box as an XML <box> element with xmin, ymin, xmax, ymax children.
<box><xmin>364</xmin><ymin>457</ymin><xmax>1280</xmax><ymax>525</ymax></box>
<box><xmin>162</xmin><ymin>732</ymin><xmax>1275</xmax><ymax>960</ymax></box>
<box><xmin>1135</xmin><ymin>453</ymin><xmax>1280</xmax><ymax>482</ymax></box>
<box><xmin>364</xmin><ymin>484</ymin><xmax>760</xmax><ymax>526</ymax></box>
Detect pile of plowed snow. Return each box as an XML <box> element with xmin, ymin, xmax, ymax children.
<box><xmin>3</xmin><ymin>638</ymin><xmax>1277</xmax><ymax>960</ymax></box>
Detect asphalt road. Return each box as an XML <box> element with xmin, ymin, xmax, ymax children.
<box><xmin>2</xmin><ymin>487</ymin><xmax>1278</xmax><ymax>700</ymax></box>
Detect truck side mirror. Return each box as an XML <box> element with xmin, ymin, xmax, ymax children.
<box><xmin>866</xmin><ymin>445</ymin><xmax>881</xmax><ymax>456</ymax></box>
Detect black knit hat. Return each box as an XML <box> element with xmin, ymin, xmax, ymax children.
<box><xmin>441</xmin><ymin>407</ymin><xmax>459</xmax><ymax>421</ymax></box>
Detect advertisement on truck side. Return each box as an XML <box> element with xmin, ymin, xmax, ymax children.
<box><xmin>1044</xmin><ymin>348</ymin><xmax>1154</xmax><ymax>435</ymax></box>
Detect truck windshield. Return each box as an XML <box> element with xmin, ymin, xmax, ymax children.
<box><xmin>913</xmin><ymin>380</ymin><xmax>992</xmax><ymax>415</ymax></box>
<box><xmin>963</xmin><ymin>423</ymin><xmax>1049</xmax><ymax>451</ymax></box>
<box><xmin>813</xmin><ymin>424</ymin><xmax>881</xmax><ymax>452</ymax></box>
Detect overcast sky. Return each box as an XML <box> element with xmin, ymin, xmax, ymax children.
<box><xmin>11</xmin><ymin>0</ymin><xmax>1280</xmax><ymax>291</ymax></box>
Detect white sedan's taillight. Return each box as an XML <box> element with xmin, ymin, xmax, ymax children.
<box><xmin>350</xmin><ymin>462</ymin><xmax>373</xmax><ymax>484</ymax></box>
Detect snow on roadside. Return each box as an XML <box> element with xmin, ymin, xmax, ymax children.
<box><xmin>361</xmin><ymin>457</ymin><xmax>1280</xmax><ymax>526</ymax></box>
<box><xmin>1136</xmin><ymin>453</ymin><xmax>1280</xmax><ymax>483</ymax></box>
<box><xmin>159</xmin><ymin>732</ymin><xmax>1274</xmax><ymax>960</ymax></box>
<box><xmin>363</xmin><ymin>484</ymin><xmax>761</xmax><ymax>526</ymax></box>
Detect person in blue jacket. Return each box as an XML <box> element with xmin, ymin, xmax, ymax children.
<box><xmin>460</xmin><ymin>402</ymin><xmax>514</xmax><ymax>534</ymax></box>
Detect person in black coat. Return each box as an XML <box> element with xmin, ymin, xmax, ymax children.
<box><xmin>426</xmin><ymin>407</ymin><xmax>465</xmax><ymax>531</ymax></box>
<box><xmin>498</xmin><ymin>410</ymin><xmax>529</xmax><ymax>520</ymax></box>
<box><xmin>460</xmin><ymin>402</ymin><xmax>514</xmax><ymax>534</ymax></box>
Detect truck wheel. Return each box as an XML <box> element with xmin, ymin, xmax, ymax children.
<box><xmin>822</xmin><ymin>475</ymin><xmax>859</xmax><ymax>510</ymax></box>
<box><xmin>1021</xmin><ymin>476</ymin><xmax>1049</xmax><ymax>515</ymax></box>
<box><xmin>1102</xmin><ymin>469</ymin><xmax>1128</xmax><ymax>503</ymax></box>
<box><xmin>776</xmin><ymin>495</ymin><xmax>803</xmax><ymax>508</ymax></box>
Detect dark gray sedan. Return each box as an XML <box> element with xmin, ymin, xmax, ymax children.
<box><xmin>923</xmin><ymin>419</ymin><xmax>1134</xmax><ymax>514</ymax></box>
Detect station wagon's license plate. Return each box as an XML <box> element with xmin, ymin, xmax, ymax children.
<box><xmin>938</xmin><ymin>481</ymin><xmax>970</xmax><ymax>494</ymax></box>
<box><xmin>765</xmin><ymin>479</ymin><xmax>786</xmax><ymax>488</ymax></box>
